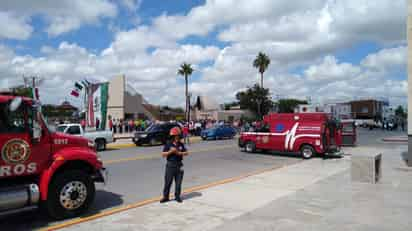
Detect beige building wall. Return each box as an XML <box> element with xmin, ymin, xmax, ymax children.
<box><xmin>107</xmin><ymin>75</ymin><xmax>125</xmax><ymax>122</ymax></box>
<box><xmin>409</xmin><ymin>2</ymin><xmax>412</xmax><ymax>135</ymax></box>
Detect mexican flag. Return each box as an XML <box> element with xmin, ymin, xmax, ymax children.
<box><xmin>87</xmin><ymin>83</ymin><xmax>108</xmax><ymax>130</ymax></box>
<box><xmin>29</xmin><ymin>87</ymin><xmax>39</xmax><ymax>100</ymax></box>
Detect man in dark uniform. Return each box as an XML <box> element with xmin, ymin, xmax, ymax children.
<box><xmin>160</xmin><ymin>127</ymin><xmax>189</xmax><ymax>203</ymax></box>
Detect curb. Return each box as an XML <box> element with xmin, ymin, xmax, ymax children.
<box><xmin>382</xmin><ymin>138</ymin><xmax>407</xmax><ymax>143</ymax></box>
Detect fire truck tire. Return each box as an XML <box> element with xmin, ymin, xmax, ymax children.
<box><xmin>300</xmin><ymin>145</ymin><xmax>315</xmax><ymax>159</ymax></box>
<box><xmin>245</xmin><ymin>141</ymin><xmax>256</xmax><ymax>153</ymax></box>
<box><xmin>45</xmin><ymin>170</ymin><xmax>95</xmax><ymax>220</ymax></box>
<box><xmin>95</xmin><ymin>139</ymin><xmax>106</xmax><ymax>151</ymax></box>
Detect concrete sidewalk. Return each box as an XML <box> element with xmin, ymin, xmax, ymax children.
<box><xmin>62</xmin><ymin>146</ymin><xmax>410</xmax><ymax>231</ymax></box>
<box><xmin>381</xmin><ymin>135</ymin><xmax>407</xmax><ymax>143</ymax></box>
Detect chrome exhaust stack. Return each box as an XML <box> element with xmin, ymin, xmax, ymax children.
<box><xmin>0</xmin><ymin>184</ymin><xmax>40</xmax><ymax>212</ymax></box>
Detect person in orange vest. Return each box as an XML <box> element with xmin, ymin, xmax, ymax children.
<box><xmin>160</xmin><ymin>127</ymin><xmax>189</xmax><ymax>203</ymax></box>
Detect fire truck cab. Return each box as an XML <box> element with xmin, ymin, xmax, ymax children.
<box><xmin>0</xmin><ymin>95</ymin><xmax>107</xmax><ymax>219</ymax></box>
<box><xmin>239</xmin><ymin>113</ymin><xmax>343</xmax><ymax>159</ymax></box>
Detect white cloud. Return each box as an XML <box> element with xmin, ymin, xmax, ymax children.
<box><xmin>0</xmin><ymin>0</ymin><xmax>117</xmax><ymax>37</ymax></box>
<box><xmin>0</xmin><ymin>40</ymin><xmax>220</xmax><ymax>107</ymax></box>
<box><xmin>0</xmin><ymin>0</ymin><xmax>407</xmax><ymax>109</ymax></box>
<box><xmin>120</xmin><ymin>0</ymin><xmax>143</xmax><ymax>12</ymax></box>
<box><xmin>305</xmin><ymin>56</ymin><xmax>361</xmax><ymax>82</ymax></box>
<box><xmin>0</xmin><ymin>12</ymin><xmax>32</xmax><ymax>40</ymax></box>
<box><xmin>361</xmin><ymin>46</ymin><xmax>406</xmax><ymax>72</ymax></box>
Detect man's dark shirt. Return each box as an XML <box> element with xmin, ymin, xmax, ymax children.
<box><xmin>163</xmin><ymin>141</ymin><xmax>187</xmax><ymax>163</ymax></box>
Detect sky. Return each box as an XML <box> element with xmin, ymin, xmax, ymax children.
<box><xmin>0</xmin><ymin>0</ymin><xmax>407</xmax><ymax>109</ymax></box>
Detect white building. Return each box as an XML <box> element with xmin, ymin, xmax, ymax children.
<box><xmin>295</xmin><ymin>104</ymin><xmax>323</xmax><ymax>113</ymax></box>
<box><xmin>382</xmin><ymin>106</ymin><xmax>396</xmax><ymax>121</ymax></box>
<box><xmin>295</xmin><ymin>103</ymin><xmax>351</xmax><ymax>119</ymax></box>
<box><xmin>107</xmin><ymin>75</ymin><xmax>155</xmax><ymax>123</ymax></box>
<box><xmin>192</xmin><ymin>96</ymin><xmax>253</xmax><ymax>121</ymax></box>
<box><xmin>323</xmin><ymin>103</ymin><xmax>352</xmax><ymax>119</ymax></box>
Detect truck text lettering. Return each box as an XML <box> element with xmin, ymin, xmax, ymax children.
<box><xmin>0</xmin><ymin>163</ymin><xmax>37</xmax><ymax>177</ymax></box>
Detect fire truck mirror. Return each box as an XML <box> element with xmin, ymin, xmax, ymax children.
<box><xmin>31</xmin><ymin>109</ymin><xmax>42</xmax><ymax>143</ymax></box>
<box><xmin>9</xmin><ymin>97</ymin><xmax>22</xmax><ymax>112</ymax></box>
<box><xmin>32</xmin><ymin>121</ymin><xmax>41</xmax><ymax>142</ymax></box>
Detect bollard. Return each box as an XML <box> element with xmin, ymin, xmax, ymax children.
<box><xmin>351</xmin><ymin>153</ymin><xmax>382</xmax><ymax>184</ymax></box>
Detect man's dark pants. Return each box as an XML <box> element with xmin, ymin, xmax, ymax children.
<box><xmin>163</xmin><ymin>162</ymin><xmax>184</xmax><ymax>199</ymax></box>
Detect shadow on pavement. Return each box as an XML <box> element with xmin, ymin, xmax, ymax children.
<box><xmin>0</xmin><ymin>190</ymin><xmax>123</xmax><ymax>231</ymax></box>
<box><xmin>251</xmin><ymin>151</ymin><xmax>303</xmax><ymax>159</ymax></box>
<box><xmin>182</xmin><ymin>192</ymin><xmax>202</xmax><ymax>201</ymax></box>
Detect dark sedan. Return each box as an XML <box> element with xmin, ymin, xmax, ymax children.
<box><xmin>133</xmin><ymin>123</ymin><xmax>180</xmax><ymax>146</ymax></box>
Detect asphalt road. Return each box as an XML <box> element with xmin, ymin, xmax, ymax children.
<box><xmin>0</xmin><ymin>128</ymin><xmax>406</xmax><ymax>230</ymax></box>
<box><xmin>0</xmin><ymin>138</ymin><xmax>302</xmax><ymax>230</ymax></box>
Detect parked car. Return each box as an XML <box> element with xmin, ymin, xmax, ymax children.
<box><xmin>133</xmin><ymin>122</ymin><xmax>180</xmax><ymax>146</ymax></box>
<box><xmin>56</xmin><ymin>124</ymin><xmax>114</xmax><ymax>151</ymax></box>
<box><xmin>201</xmin><ymin>125</ymin><xmax>237</xmax><ymax>140</ymax></box>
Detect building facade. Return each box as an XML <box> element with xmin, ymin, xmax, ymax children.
<box><xmin>192</xmin><ymin>96</ymin><xmax>253</xmax><ymax>121</ymax></box>
<box><xmin>106</xmin><ymin>75</ymin><xmax>155</xmax><ymax>126</ymax></box>
<box><xmin>350</xmin><ymin>99</ymin><xmax>385</xmax><ymax>120</ymax></box>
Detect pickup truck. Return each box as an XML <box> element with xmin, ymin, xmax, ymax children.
<box><xmin>57</xmin><ymin>124</ymin><xmax>114</xmax><ymax>151</ymax></box>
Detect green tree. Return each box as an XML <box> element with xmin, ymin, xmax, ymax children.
<box><xmin>11</xmin><ymin>86</ymin><xmax>33</xmax><ymax>98</ymax></box>
<box><xmin>276</xmin><ymin>99</ymin><xmax>308</xmax><ymax>113</ymax></box>
<box><xmin>178</xmin><ymin>63</ymin><xmax>194</xmax><ymax>122</ymax></box>
<box><xmin>253</xmin><ymin>52</ymin><xmax>270</xmax><ymax>88</ymax></box>
<box><xmin>395</xmin><ymin>105</ymin><xmax>406</xmax><ymax>119</ymax></box>
<box><xmin>236</xmin><ymin>84</ymin><xmax>273</xmax><ymax>119</ymax></box>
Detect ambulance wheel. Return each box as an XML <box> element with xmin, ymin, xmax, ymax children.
<box><xmin>45</xmin><ymin>170</ymin><xmax>95</xmax><ymax>220</ymax></box>
<box><xmin>245</xmin><ymin>141</ymin><xmax>256</xmax><ymax>153</ymax></box>
<box><xmin>301</xmin><ymin>145</ymin><xmax>315</xmax><ymax>159</ymax></box>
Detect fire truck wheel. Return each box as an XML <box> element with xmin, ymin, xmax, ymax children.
<box><xmin>300</xmin><ymin>145</ymin><xmax>315</xmax><ymax>159</ymax></box>
<box><xmin>245</xmin><ymin>141</ymin><xmax>256</xmax><ymax>153</ymax></box>
<box><xmin>45</xmin><ymin>170</ymin><xmax>95</xmax><ymax>220</ymax></box>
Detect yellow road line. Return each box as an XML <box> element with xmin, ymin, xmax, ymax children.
<box><xmin>41</xmin><ymin>162</ymin><xmax>293</xmax><ymax>231</ymax></box>
<box><xmin>104</xmin><ymin>144</ymin><xmax>237</xmax><ymax>165</ymax></box>
<box><xmin>106</xmin><ymin>143</ymin><xmax>136</xmax><ymax>149</ymax></box>
<box><xmin>107</xmin><ymin>137</ymin><xmax>204</xmax><ymax>150</ymax></box>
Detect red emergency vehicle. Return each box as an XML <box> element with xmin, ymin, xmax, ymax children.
<box><xmin>0</xmin><ymin>95</ymin><xmax>107</xmax><ymax>219</ymax></box>
<box><xmin>239</xmin><ymin>113</ymin><xmax>343</xmax><ymax>159</ymax></box>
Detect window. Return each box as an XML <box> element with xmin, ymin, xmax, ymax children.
<box><xmin>67</xmin><ymin>126</ymin><xmax>81</xmax><ymax>135</ymax></box>
<box><xmin>0</xmin><ymin>102</ymin><xmax>27</xmax><ymax>133</ymax></box>
<box><xmin>56</xmin><ymin>125</ymin><xmax>68</xmax><ymax>133</ymax></box>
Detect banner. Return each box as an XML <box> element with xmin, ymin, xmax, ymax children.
<box><xmin>87</xmin><ymin>83</ymin><xmax>109</xmax><ymax>130</ymax></box>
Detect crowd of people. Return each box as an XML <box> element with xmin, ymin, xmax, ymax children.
<box><xmin>108</xmin><ymin>118</ymin><xmax>153</xmax><ymax>134</ymax></box>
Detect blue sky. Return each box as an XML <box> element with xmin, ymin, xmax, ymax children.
<box><xmin>0</xmin><ymin>0</ymin><xmax>407</xmax><ymax>107</ymax></box>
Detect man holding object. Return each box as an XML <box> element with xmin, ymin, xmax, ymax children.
<box><xmin>160</xmin><ymin>127</ymin><xmax>189</xmax><ymax>203</ymax></box>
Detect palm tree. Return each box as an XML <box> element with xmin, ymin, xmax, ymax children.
<box><xmin>253</xmin><ymin>52</ymin><xmax>271</xmax><ymax>88</ymax></box>
<box><xmin>178</xmin><ymin>63</ymin><xmax>194</xmax><ymax>123</ymax></box>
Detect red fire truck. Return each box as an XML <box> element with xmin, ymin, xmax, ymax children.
<box><xmin>0</xmin><ymin>95</ymin><xmax>107</xmax><ymax>219</ymax></box>
<box><xmin>239</xmin><ymin>113</ymin><xmax>343</xmax><ymax>159</ymax></box>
